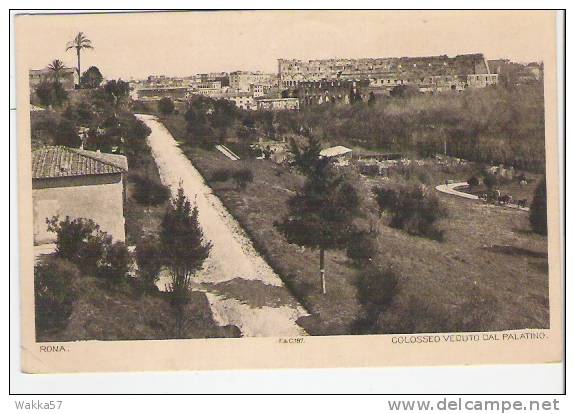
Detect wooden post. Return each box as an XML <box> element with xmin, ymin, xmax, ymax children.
<box><xmin>320</xmin><ymin>247</ymin><xmax>326</xmax><ymax>294</ymax></box>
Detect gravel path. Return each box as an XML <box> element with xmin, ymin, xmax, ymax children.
<box><xmin>435</xmin><ymin>182</ymin><xmax>479</xmax><ymax>200</ymax></box>
<box><xmin>136</xmin><ymin>114</ymin><xmax>308</xmax><ymax>337</ymax></box>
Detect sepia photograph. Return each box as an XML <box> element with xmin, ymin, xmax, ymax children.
<box><xmin>14</xmin><ymin>9</ymin><xmax>562</xmax><ymax>373</ymax></box>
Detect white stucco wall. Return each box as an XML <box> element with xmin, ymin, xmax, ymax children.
<box><xmin>32</xmin><ymin>174</ymin><xmax>125</xmax><ymax>245</ymax></box>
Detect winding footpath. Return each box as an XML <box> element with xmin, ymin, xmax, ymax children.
<box><xmin>435</xmin><ymin>182</ymin><xmax>479</xmax><ymax>200</ymax></box>
<box><xmin>136</xmin><ymin>114</ymin><xmax>308</xmax><ymax>337</ymax></box>
<box><xmin>435</xmin><ymin>182</ymin><xmax>529</xmax><ymax>211</ymax></box>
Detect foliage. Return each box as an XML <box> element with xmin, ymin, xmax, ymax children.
<box><xmin>372</xmin><ymin>186</ymin><xmax>399</xmax><ymax>212</ymax></box>
<box><xmin>345</xmin><ymin>230</ymin><xmax>377</xmax><ymax>265</ymax></box>
<box><xmin>34</xmin><ymin>257</ymin><xmax>80</xmax><ymax>333</ymax></box>
<box><xmin>135</xmin><ymin>236</ymin><xmax>164</xmax><ymax>292</ymax></box>
<box><xmin>96</xmin><ymin>241</ymin><xmax>132</xmax><ymax>285</ymax></box>
<box><xmin>373</xmin><ymin>185</ymin><xmax>447</xmax><ymax>241</ymax></box>
<box><xmin>529</xmin><ymin>176</ymin><xmax>547</xmax><ymax>235</ymax></box>
<box><xmin>104</xmin><ymin>79</ymin><xmax>131</xmax><ymax>106</ymax></box>
<box><xmin>131</xmin><ymin>174</ymin><xmax>171</xmax><ymax>206</ymax></box>
<box><xmin>160</xmin><ymin>186</ymin><xmax>212</xmax><ymax>336</ymax></box>
<box><xmin>47</xmin><ymin>59</ymin><xmax>67</xmax><ymax>81</ymax></box>
<box><xmin>272</xmin><ymin>84</ymin><xmax>546</xmax><ymax>172</ymax></box>
<box><xmin>46</xmin><ymin>216</ymin><xmax>112</xmax><ymax>273</ymax></box>
<box><xmin>482</xmin><ymin>173</ymin><xmax>498</xmax><ymax>190</ymax></box>
<box><xmin>158</xmin><ymin>97</ymin><xmax>175</xmax><ymax>115</ymax></box>
<box><xmin>467</xmin><ymin>176</ymin><xmax>480</xmax><ymax>187</ymax></box>
<box><xmin>356</xmin><ymin>264</ymin><xmax>400</xmax><ymax>310</ymax></box>
<box><xmin>35</xmin><ymin>80</ymin><xmax>68</xmax><ymax>107</ymax></box>
<box><xmin>232</xmin><ymin>168</ymin><xmax>254</xmax><ymax>190</ymax></box>
<box><xmin>80</xmin><ymin>66</ymin><xmax>103</xmax><ymax>89</ymax></box>
<box><xmin>210</xmin><ymin>168</ymin><xmax>232</xmax><ymax>182</ymax></box>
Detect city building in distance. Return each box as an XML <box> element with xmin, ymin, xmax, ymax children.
<box><xmin>278</xmin><ymin>53</ymin><xmax>498</xmax><ymax>92</ymax></box>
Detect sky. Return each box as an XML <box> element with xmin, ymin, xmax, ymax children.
<box><xmin>15</xmin><ymin>10</ymin><xmax>556</xmax><ymax>80</ymax></box>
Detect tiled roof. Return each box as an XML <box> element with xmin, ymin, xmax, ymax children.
<box><xmin>32</xmin><ymin>146</ymin><xmax>128</xmax><ymax>180</ymax></box>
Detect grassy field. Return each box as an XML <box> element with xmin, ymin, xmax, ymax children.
<box><xmin>154</xmin><ymin>113</ymin><xmax>549</xmax><ymax>336</ymax></box>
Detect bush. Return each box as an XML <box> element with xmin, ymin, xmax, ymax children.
<box><xmin>135</xmin><ymin>236</ymin><xmax>163</xmax><ymax>291</ymax></box>
<box><xmin>530</xmin><ymin>176</ymin><xmax>547</xmax><ymax>235</ymax></box>
<box><xmin>372</xmin><ymin>186</ymin><xmax>399</xmax><ymax>212</ymax></box>
<box><xmin>158</xmin><ymin>97</ymin><xmax>175</xmax><ymax>115</ymax></box>
<box><xmin>35</xmin><ymin>81</ymin><xmax>68</xmax><ymax>107</ymax></box>
<box><xmin>356</xmin><ymin>265</ymin><xmax>400</xmax><ymax>310</ymax></box>
<box><xmin>358</xmin><ymin>163</ymin><xmax>380</xmax><ymax>176</ymax></box>
<box><xmin>482</xmin><ymin>173</ymin><xmax>498</xmax><ymax>189</ymax></box>
<box><xmin>232</xmin><ymin>168</ymin><xmax>254</xmax><ymax>190</ymax></box>
<box><xmin>34</xmin><ymin>257</ymin><xmax>79</xmax><ymax>333</ymax></box>
<box><xmin>53</xmin><ymin>119</ymin><xmax>82</xmax><ymax>148</ymax></box>
<box><xmin>210</xmin><ymin>168</ymin><xmax>232</xmax><ymax>183</ymax></box>
<box><xmin>131</xmin><ymin>174</ymin><xmax>171</xmax><ymax>206</ymax></box>
<box><xmin>97</xmin><ymin>242</ymin><xmax>132</xmax><ymax>285</ymax></box>
<box><xmin>346</xmin><ymin>231</ymin><xmax>377</xmax><ymax>265</ymax></box>
<box><xmin>46</xmin><ymin>216</ymin><xmax>112</xmax><ymax>272</ymax></box>
<box><xmin>374</xmin><ymin>185</ymin><xmax>447</xmax><ymax>241</ymax></box>
<box><xmin>467</xmin><ymin>176</ymin><xmax>479</xmax><ymax>187</ymax></box>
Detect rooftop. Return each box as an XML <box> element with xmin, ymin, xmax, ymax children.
<box><xmin>32</xmin><ymin>146</ymin><xmax>128</xmax><ymax>180</ymax></box>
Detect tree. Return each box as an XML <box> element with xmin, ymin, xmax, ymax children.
<box><xmin>35</xmin><ymin>81</ymin><xmax>55</xmax><ymax>107</ymax></box>
<box><xmin>104</xmin><ymin>79</ymin><xmax>131</xmax><ymax>107</ymax></box>
<box><xmin>47</xmin><ymin>59</ymin><xmax>66</xmax><ymax>82</ymax></box>
<box><xmin>529</xmin><ymin>176</ymin><xmax>547</xmax><ymax>235</ymax></box>
<box><xmin>66</xmin><ymin>32</ymin><xmax>93</xmax><ymax>86</ymax></box>
<box><xmin>160</xmin><ymin>185</ymin><xmax>212</xmax><ymax>337</ymax></box>
<box><xmin>276</xmin><ymin>137</ymin><xmax>360</xmax><ymax>294</ymax></box>
<box><xmin>80</xmin><ymin>66</ymin><xmax>103</xmax><ymax>89</ymax></box>
<box><xmin>158</xmin><ymin>97</ymin><xmax>175</xmax><ymax>115</ymax></box>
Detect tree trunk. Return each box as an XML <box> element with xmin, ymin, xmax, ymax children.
<box><xmin>319</xmin><ymin>247</ymin><xmax>326</xmax><ymax>294</ymax></box>
<box><xmin>76</xmin><ymin>48</ymin><xmax>81</xmax><ymax>86</ymax></box>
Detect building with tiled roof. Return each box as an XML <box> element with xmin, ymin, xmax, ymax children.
<box><xmin>32</xmin><ymin>146</ymin><xmax>128</xmax><ymax>245</ymax></box>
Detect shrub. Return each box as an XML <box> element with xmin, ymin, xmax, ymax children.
<box><xmin>530</xmin><ymin>176</ymin><xmax>547</xmax><ymax>235</ymax></box>
<box><xmin>390</xmin><ymin>186</ymin><xmax>447</xmax><ymax>241</ymax></box>
<box><xmin>482</xmin><ymin>173</ymin><xmax>498</xmax><ymax>190</ymax></box>
<box><xmin>346</xmin><ymin>231</ymin><xmax>377</xmax><ymax>265</ymax></box>
<box><xmin>97</xmin><ymin>242</ymin><xmax>132</xmax><ymax>285</ymax></box>
<box><xmin>374</xmin><ymin>185</ymin><xmax>447</xmax><ymax>241</ymax></box>
<box><xmin>46</xmin><ymin>216</ymin><xmax>112</xmax><ymax>272</ymax></box>
<box><xmin>131</xmin><ymin>174</ymin><xmax>171</xmax><ymax>206</ymax></box>
<box><xmin>372</xmin><ymin>186</ymin><xmax>399</xmax><ymax>212</ymax></box>
<box><xmin>158</xmin><ymin>97</ymin><xmax>175</xmax><ymax>115</ymax></box>
<box><xmin>135</xmin><ymin>236</ymin><xmax>163</xmax><ymax>292</ymax></box>
<box><xmin>358</xmin><ymin>163</ymin><xmax>380</xmax><ymax>176</ymax></box>
<box><xmin>356</xmin><ymin>265</ymin><xmax>400</xmax><ymax>310</ymax></box>
<box><xmin>53</xmin><ymin>119</ymin><xmax>82</xmax><ymax>148</ymax></box>
<box><xmin>34</xmin><ymin>257</ymin><xmax>79</xmax><ymax>333</ymax></box>
<box><xmin>232</xmin><ymin>168</ymin><xmax>254</xmax><ymax>190</ymax></box>
<box><xmin>467</xmin><ymin>176</ymin><xmax>479</xmax><ymax>187</ymax></box>
<box><xmin>35</xmin><ymin>81</ymin><xmax>68</xmax><ymax>107</ymax></box>
<box><xmin>210</xmin><ymin>168</ymin><xmax>232</xmax><ymax>183</ymax></box>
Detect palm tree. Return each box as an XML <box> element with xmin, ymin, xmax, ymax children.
<box><xmin>66</xmin><ymin>32</ymin><xmax>93</xmax><ymax>86</ymax></box>
<box><xmin>47</xmin><ymin>59</ymin><xmax>66</xmax><ymax>83</ymax></box>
